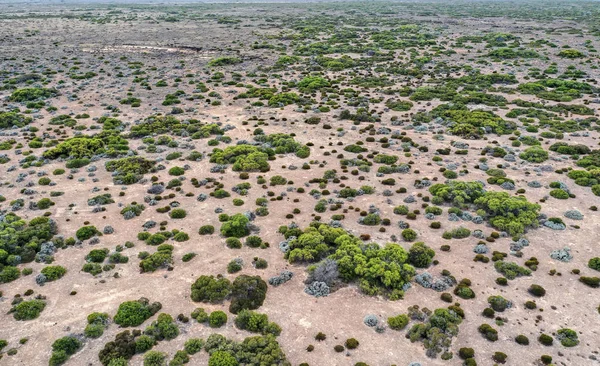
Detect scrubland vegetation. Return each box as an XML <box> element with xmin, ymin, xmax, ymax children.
<box><xmin>0</xmin><ymin>0</ymin><xmax>599</xmax><ymax>365</ymax></box>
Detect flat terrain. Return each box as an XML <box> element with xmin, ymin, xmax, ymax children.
<box><xmin>0</xmin><ymin>1</ymin><xmax>599</xmax><ymax>366</ymax></box>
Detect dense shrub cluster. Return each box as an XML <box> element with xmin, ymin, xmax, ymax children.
<box><xmin>205</xmin><ymin>334</ymin><xmax>287</xmax><ymax>366</ymax></box>
<box><xmin>113</xmin><ymin>298</ymin><xmax>161</xmax><ymax>327</ymax></box>
<box><xmin>139</xmin><ymin>245</ymin><xmax>173</xmax><ymax>273</ymax></box>
<box><xmin>105</xmin><ymin>156</ymin><xmax>156</xmax><ymax>184</ymax></box>
<box><xmin>281</xmin><ymin>223</ymin><xmax>415</xmax><ymax>299</ymax></box>
<box><xmin>11</xmin><ymin>299</ymin><xmax>46</xmax><ymax>320</ymax></box>
<box><xmin>0</xmin><ymin>214</ymin><xmax>57</xmax><ymax>283</ymax></box>
<box><xmin>220</xmin><ymin>213</ymin><xmax>250</xmax><ymax>238</ymax></box>
<box><xmin>234</xmin><ymin>309</ymin><xmax>282</xmax><ymax>336</ymax></box>
<box><xmin>49</xmin><ymin>336</ymin><xmax>82</xmax><ymax>366</ymax></box>
<box><xmin>190</xmin><ymin>274</ymin><xmax>267</xmax><ymax>314</ymax></box>
<box><xmin>406</xmin><ymin>306</ymin><xmax>464</xmax><ymax>358</ymax></box>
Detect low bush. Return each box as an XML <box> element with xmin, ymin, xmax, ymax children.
<box><xmin>114</xmin><ymin>298</ymin><xmax>161</xmax><ymax>327</ymax></box>
<box><xmin>208</xmin><ymin>311</ymin><xmax>227</xmax><ymax>328</ymax></box>
<box><xmin>387</xmin><ymin>314</ymin><xmax>409</xmax><ymax>330</ymax></box>
<box><xmin>478</xmin><ymin>323</ymin><xmax>498</xmax><ymax>341</ymax></box>
<box><xmin>12</xmin><ymin>299</ymin><xmax>46</xmax><ymax>320</ymax></box>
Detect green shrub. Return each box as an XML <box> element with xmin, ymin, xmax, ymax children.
<box><xmin>170</xmin><ymin>350</ymin><xmax>189</xmax><ymax>366</ymax></box>
<box><xmin>229</xmin><ymin>275</ymin><xmax>267</xmax><ymax>314</ymax></box>
<box><xmin>105</xmin><ymin>156</ymin><xmax>156</xmax><ymax>184</ymax></box>
<box><xmin>168</xmin><ymin>166</ymin><xmax>185</xmax><ymax>176</ymax></box>
<box><xmin>478</xmin><ymin>323</ymin><xmax>498</xmax><ymax>341</ymax></box>
<box><xmin>139</xmin><ymin>246</ymin><xmax>173</xmax><ymax>273</ymax></box>
<box><xmin>182</xmin><ymin>253</ymin><xmax>196</xmax><ymax>262</ymax></box>
<box><xmin>12</xmin><ymin>299</ymin><xmax>46</xmax><ymax>320</ymax></box>
<box><xmin>184</xmin><ymin>338</ymin><xmax>205</xmax><ymax>355</ymax></box>
<box><xmin>191</xmin><ymin>275</ymin><xmax>231</xmax><ymax>303</ymax></box>
<box><xmin>443</xmin><ymin>227</ymin><xmax>471</xmax><ymax>239</ymax></box>
<box><xmin>488</xmin><ymin>295</ymin><xmax>510</xmax><ymax>312</ymax></box>
<box><xmin>401</xmin><ymin>228</ymin><xmax>417</xmax><ymax>241</ymax></box>
<box><xmin>209</xmin><ymin>311</ymin><xmax>228</xmax><ymax>328</ymax></box>
<box><xmin>406</xmin><ymin>307</ymin><xmax>463</xmax><ymax>358</ymax></box>
<box><xmin>143</xmin><ymin>350</ymin><xmax>166</xmax><ymax>366</ymax></box>
<box><xmin>135</xmin><ymin>335</ymin><xmax>155</xmax><ymax>353</ymax></box>
<box><xmin>220</xmin><ymin>214</ymin><xmax>250</xmax><ymax>238</ymax></box>
<box><xmin>41</xmin><ymin>265</ymin><xmax>67</xmax><ymax>281</ymax></box>
<box><xmin>515</xmin><ymin>334</ymin><xmax>529</xmax><ymax>345</ymax></box>
<box><xmin>114</xmin><ymin>298</ymin><xmax>161</xmax><ymax>327</ymax></box>
<box><xmin>9</xmin><ymin>87</ymin><xmax>57</xmax><ymax>102</ymax></box>
<box><xmin>493</xmin><ymin>352</ymin><xmax>507</xmax><ymax>363</ymax></box>
<box><xmin>345</xmin><ymin>338</ymin><xmax>359</xmax><ymax>349</ymax></box>
<box><xmin>519</xmin><ymin>147</ymin><xmax>548</xmax><ymax>163</ymax></box>
<box><xmin>226</xmin><ymin>238</ymin><xmax>242</xmax><ymax>249</ymax></box>
<box><xmin>144</xmin><ymin>313</ymin><xmax>179</xmax><ymax>341</ymax></box>
<box><xmin>52</xmin><ymin>336</ymin><xmax>82</xmax><ymax>356</ymax></box>
<box><xmin>199</xmin><ymin>225</ymin><xmax>215</xmax><ymax>235</ymax></box>
<box><xmin>494</xmin><ymin>261</ymin><xmax>531</xmax><ymax>279</ymax></box>
<box><xmin>208</xmin><ymin>351</ymin><xmax>238</xmax><ymax>366</ymax></box>
<box><xmin>191</xmin><ymin>307</ymin><xmax>209</xmax><ymax>323</ymax></box>
<box><xmin>550</xmin><ymin>189</ymin><xmax>570</xmax><ymax>199</ymax></box>
<box><xmin>76</xmin><ymin>226</ymin><xmax>99</xmax><ymax>240</ymax></box>
<box><xmin>86</xmin><ymin>249</ymin><xmax>109</xmax><ymax>263</ymax></box>
<box><xmin>227</xmin><ymin>259</ymin><xmax>243</xmax><ymax>274</ymax></box>
<box><xmin>234</xmin><ymin>309</ymin><xmax>281</xmax><ymax>336</ymax></box>
<box><xmin>579</xmin><ymin>276</ymin><xmax>600</xmax><ymax>288</ymax></box>
<box><xmin>556</xmin><ymin>328</ymin><xmax>579</xmax><ymax>347</ymax></box>
<box><xmin>245</xmin><ymin>235</ymin><xmax>263</xmax><ymax>248</ymax></box>
<box><xmin>98</xmin><ymin>331</ymin><xmax>137</xmax><ymax>365</ymax></box>
<box><xmin>538</xmin><ymin>333</ymin><xmax>553</xmax><ymax>346</ymax></box>
<box><xmin>394</xmin><ymin>205</ymin><xmax>409</xmax><ymax>215</ymax></box>
<box><xmin>528</xmin><ymin>284</ymin><xmax>546</xmax><ymax>297</ymax></box>
<box><xmin>169</xmin><ymin>209</ymin><xmax>187</xmax><ymax>219</ymax></box>
<box><xmin>588</xmin><ymin>257</ymin><xmax>600</xmax><ymax>271</ymax></box>
<box><xmin>0</xmin><ymin>111</ymin><xmax>32</xmax><ymax>129</ymax></box>
<box><xmin>387</xmin><ymin>314</ymin><xmax>409</xmax><ymax>330</ymax></box>
<box><xmin>408</xmin><ymin>242</ymin><xmax>435</xmax><ymax>268</ymax></box>
<box><xmin>458</xmin><ymin>347</ymin><xmax>474</xmax><ymax>359</ymax></box>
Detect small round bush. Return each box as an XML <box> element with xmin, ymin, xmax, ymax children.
<box><xmin>333</xmin><ymin>345</ymin><xmax>344</xmax><ymax>352</ymax></box>
<box><xmin>515</xmin><ymin>334</ymin><xmax>529</xmax><ymax>345</ymax></box>
<box><xmin>168</xmin><ymin>166</ymin><xmax>185</xmax><ymax>176</ymax></box>
<box><xmin>493</xmin><ymin>352</ymin><xmax>507</xmax><ymax>364</ymax></box>
<box><xmin>528</xmin><ymin>284</ymin><xmax>546</xmax><ymax>297</ymax></box>
<box><xmin>76</xmin><ymin>226</ymin><xmax>98</xmax><ymax>241</ymax></box>
<box><xmin>458</xmin><ymin>347</ymin><xmax>475</xmax><ymax>359</ymax></box>
<box><xmin>345</xmin><ymin>338</ymin><xmax>359</xmax><ymax>349</ymax></box>
<box><xmin>538</xmin><ymin>333</ymin><xmax>553</xmax><ymax>346</ymax></box>
<box><xmin>170</xmin><ymin>209</ymin><xmax>187</xmax><ymax>219</ymax></box>
<box><xmin>482</xmin><ymin>308</ymin><xmax>495</xmax><ymax>318</ymax></box>
<box><xmin>525</xmin><ymin>301</ymin><xmax>537</xmax><ymax>309</ymax></box>
<box><xmin>199</xmin><ymin>225</ymin><xmax>215</xmax><ymax>235</ymax></box>
<box><xmin>401</xmin><ymin>228</ymin><xmax>417</xmax><ymax>241</ymax></box>
<box><xmin>226</xmin><ymin>238</ymin><xmax>242</xmax><ymax>249</ymax></box>
<box><xmin>440</xmin><ymin>293</ymin><xmax>453</xmax><ymax>303</ymax></box>
<box><xmin>550</xmin><ymin>189</ymin><xmax>569</xmax><ymax>199</ymax></box>
<box><xmin>41</xmin><ymin>266</ymin><xmax>67</xmax><ymax>282</ymax></box>
<box><xmin>387</xmin><ymin>314</ymin><xmax>408</xmax><ymax>330</ymax></box>
<box><xmin>245</xmin><ymin>235</ymin><xmax>263</xmax><ymax>248</ymax></box>
<box><xmin>135</xmin><ymin>335</ymin><xmax>156</xmax><ymax>353</ymax></box>
<box><xmin>556</xmin><ymin>328</ymin><xmax>579</xmax><ymax>347</ymax></box>
<box><xmin>208</xmin><ymin>311</ymin><xmax>227</xmax><ymax>328</ymax></box>
<box><xmin>589</xmin><ymin>257</ymin><xmax>600</xmax><ymax>271</ymax></box>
